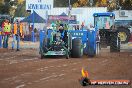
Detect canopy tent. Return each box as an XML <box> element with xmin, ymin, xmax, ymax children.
<box><xmin>21</xmin><ymin>11</ymin><xmax>46</xmax><ymax>42</ymax></box>
<box><xmin>21</xmin><ymin>11</ymin><xmax>46</xmax><ymax>23</ymax></box>
<box><xmin>59</xmin><ymin>12</ymin><xmax>67</xmax><ymax>16</ymax></box>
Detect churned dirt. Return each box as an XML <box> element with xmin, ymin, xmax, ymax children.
<box><xmin>0</xmin><ymin>48</ymin><xmax>132</xmax><ymax>88</ymax></box>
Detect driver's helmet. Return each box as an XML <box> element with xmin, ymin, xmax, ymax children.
<box><xmin>51</xmin><ymin>22</ymin><xmax>56</xmax><ymax>27</ymax></box>
<box><xmin>60</xmin><ymin>23</ymin><xmax>63</xmax><ymax>27</ymax></box>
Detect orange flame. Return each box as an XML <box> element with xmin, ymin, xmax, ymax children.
<box><xmin>81</xmin><ymin>68</ymin><xmax>89</xmax><ymax>78</ymax></box>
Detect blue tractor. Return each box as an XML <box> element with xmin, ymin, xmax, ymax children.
<box><xmin>93</xmin><ymin>12</ymin><xmax>120</xmax><ymax>52</ymax></box>
<box><xmin>39</xmin><ymin>24</ymin><xmax>97</xmax><ymax>59</ymax></box>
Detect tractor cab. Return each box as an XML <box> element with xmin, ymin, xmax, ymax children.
<box><xmin>93</xmin><ymin>12</ymin><xmax>115</xmax><ymax>30</ymax></box>
<box><xmin>93</xmin><ymin>13</ymin><xmax>116</xmax><ymax>48</ymax></box>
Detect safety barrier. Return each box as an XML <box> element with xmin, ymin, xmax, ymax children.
<box><xmin>87</xmin><ymin>30</ymin><xmax>96</xmax><ymax>56</ymax></box>
<box><xmin>24</xmin><ymin>35</ymin><xmax>32</xmax><ymax>41</ymax></box>
<box><xmin>23</xmin><ymin>33</ymin><xmax>39</xmax><ymax>42</ymax></box>
<box><xmin>39</xmin><ymin>30</ymin><xmax>46</xmax><ymax>48</ymax></box>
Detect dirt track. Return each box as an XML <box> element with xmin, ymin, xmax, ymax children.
<box><xmin>0</xmin><ymin>48</ymin><xmax>132</xmax><ymax>88</ymax></box>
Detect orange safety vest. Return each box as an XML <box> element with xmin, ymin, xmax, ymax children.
<box><xmin>20</xmin><ymin>23</ymin><xmax>23</xmax><ymax>35</ymax></box>
<box><xmin>14</xmin><ymin>23</ymin><xmax>17</xmax><ymax>34</ymax></box>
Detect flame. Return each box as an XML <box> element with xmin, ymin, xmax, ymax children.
<box><xmin>81</xmin><ymin>68</ymin><xmax>89</xmax><ymax>78</ymax></box>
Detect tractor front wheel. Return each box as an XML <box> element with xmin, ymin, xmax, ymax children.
<box><xmin>40</xmin><ymin>54</ymin><xmax>44</xmax><ymax>59</ymax></box>
<box><xmin>66</xmin><ymin>54</ymin><xmax>69</xmax><ymax>59</ymax></box>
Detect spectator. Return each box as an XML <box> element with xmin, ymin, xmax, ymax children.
<box><xmin>3</xmin><ymin>19</ymin><xmax>11</xmax><ymax>48</ymax></box>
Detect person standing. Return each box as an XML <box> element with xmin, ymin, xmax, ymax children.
<box><xmin>16</xmin><ymin>21</ymin><xmax>21</xmax><ymax>51</ymax></box>
<box><xmin>12</xmin><ymin>21</ymin><xmax>21</xmax><ymax>51</ymax></box>
<box><xmin>12</xmin><ymin>22</ymin><xmax>17</xmax><ymax>50</ymax></box>
<box><xmin>0</xmin><ymin>27</ymin><xmax>2</xmax><ymax>48</ymax></box>
<box><xmin>3</xmin><ymin>19</ymin><xmax>11</xmax><ymax>48</ymax></box>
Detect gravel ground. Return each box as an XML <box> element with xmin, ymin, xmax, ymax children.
<box><xmin>0</xmin><ymin>47</ymin><xmax>132</xmax><ymax>88</ymax></box>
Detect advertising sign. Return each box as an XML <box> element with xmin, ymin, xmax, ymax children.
<box><xmin>48</xmin><ymin>15</ymin><xmax>77</xmax><ymax>24</ymax></box>
<box><xmin>48</xmin><ymin>15</ymin><xmax>76</xmax><ymax>21</ymax></box>
<box><xmin>26</xmin><ymin>0</ymin><xmax>53</xmax><ymax>10</ymax></box>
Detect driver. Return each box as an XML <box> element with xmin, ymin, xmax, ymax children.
<box><xmin>58</xmin><ymin>23</ymin><xmax>65</xmax><ymax>39</ymax></box>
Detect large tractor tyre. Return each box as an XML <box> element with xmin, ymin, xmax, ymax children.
<box><xmin>41</xmin><ymin>38</ymin><xmax>50</xmax><ymax>59</ymax></box>
<box><xmin>117</xmin><ymin>37</ymin><xmax>121</xmax><ymax>52</ymax></box>
<box><xmin>106</xmin><ymin>32</ymin><xmax>111</xmax><ymax>46</ymax></box>
<box><xmin>99</xmin><ymin>30</ymin><xmax>108</xmax><ymax>48</ymax></box>
<box><xmin>110</xmin><ymin>32</ymin><xmax>117</xmax><ymax>52</ymax></box>
<box><xmin>71</xmin><ymin>38</ymin><xmax>83</xmax><ymax>58</ymax></box>
<box><xmin>110</xmin><ymin>32</ymin><xmax>120</xmax><ymax>52</ymax></box>
<box><xmin>117</xmin><ymin>27</ymin><xmax>131</xmax><ymax>43</ymax></box>
<box><xmin>100</xmin><ymin>37</ymin><xmax>107</xmax><ymax>48</ymax></box>
<box><xmin>39</xmin><ymin>48</ymin><xmax>45</xmax><ymax>59</ymax></box>
<box><xmin>96</xmin><ymin>42</ymin><xmax>100</xmax><ymax>55</ymax></box>
<box><xmin>87</xmin><ymin>42</ymin><xmax>96</xmax><ymax>57</ymax></box>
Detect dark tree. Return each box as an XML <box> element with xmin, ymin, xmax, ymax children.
<box><xmin>122</xmin><ymin>0</ymin><xmax>132</xmax><ymax>10</ymax></box>
<box><xmin>54</xmin><ymin>0</ymin><xmax>78</xmax><ymax>7</ymax></box>
<box><xmin>0</xmin><ymin>2</ymin><xmax>10</xmax><ymax>14</ymax></box>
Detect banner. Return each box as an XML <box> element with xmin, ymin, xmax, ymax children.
<box><xmin>48</xmin><ymin>15</ymin><xmax>77</xmax><ymax>24</ymax></box>
<box><xmin>48</xmin><ymin>15</ymin><xmax>76</xmax><ymax>21</ymax></box>
<box><xmin>26</xmin><ymin>0</ymin><xmax>53</xmax><ymax>10</ymax></box>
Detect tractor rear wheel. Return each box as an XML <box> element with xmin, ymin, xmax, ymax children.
<box><xmin>99</xmin><ymin>29</ymin><xmax>110</xmax><ymax>48</ymax></box>
<box><xmin>71</xmin><ymin>38</ymin><xmax>83</xmax><ymax>58</ymax></box>
<box><xmin>117</xmin><ymin>27</ymin><xmax>130</xmax><ymax>43</ymax></box>
<box><xmin>110</xmin><ymin>31</ymin><xmax>120</xmax><ymax>52</ymax></box>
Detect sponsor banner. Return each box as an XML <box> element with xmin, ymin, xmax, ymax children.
<box><xmin>48</xmin><ymin>15</ymin><xmax>76</xmax><ymax>21</ymax></box>
<box><xmin>26</xmin><ymin>0</ymin><xmax>53</xmax><ymax>10</ymax></box>
<box><xmin>48</xmin><ymin>15</ymin><xmax>77</xmax><ymax>24</ymax></box>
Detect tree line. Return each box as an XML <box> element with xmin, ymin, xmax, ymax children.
<box><xmin>54</xmin><ymin>0</ymin><xmax>132</xmax><ymax>11</ymax></box>
<box><xmin>0</xmin><ymin>0</ymin><xmax>132</xmax><ymax>17</ymax></box>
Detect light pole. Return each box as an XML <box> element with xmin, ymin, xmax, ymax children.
<box><xmin>32</xmin><ymin>10</ymin><xmax>35</xmax><ymax>42</ymax></box>
<box><xmin>67</xmin><ymin>0</ymin><xmax>71</xmax><ymax>58</ymax></box>
<box><xmin>89</xmin><ymin>0</ymin><xmax>93</xmax><ymax>7</ymax></box>
<box><xmin>68</xmin><ymin>0</ymin><xmax>71</xmax><ymax>24</ymax></box>
<box><xmin>69</xmin><ymin>0</ymin><xmax>71</xmax><ymax>8</ymax></box>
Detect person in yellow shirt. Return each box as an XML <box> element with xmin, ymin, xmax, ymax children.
<box><xmin>3</xmin><ymin>19</ymin><xmax>11</xmax><ymax>48</ymax></box>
